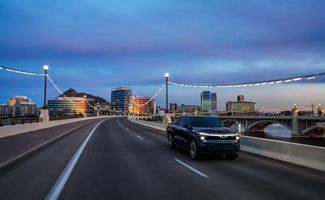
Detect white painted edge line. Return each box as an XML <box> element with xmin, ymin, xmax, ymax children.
<box><xmin>174</xmin><ymin>158</ymin><xmax>209</xmax><ymax>178</ymax></box>
<box><xmin>45</xmin><ymin>118</ymin><xmax>109</xmax><ymax>200</ymax></box>
<box><xmin>137</xmin><ymin>135</ymin><xmax>143</xmax><ymax>140</ymax></box>
<box><xmin>126</xmin><ymin>128</ymin><xmax>129</xmax><ymax>131</ymax></box>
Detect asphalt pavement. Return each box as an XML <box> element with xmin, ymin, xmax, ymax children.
<box><xmin>0</xmin><ymin>117</ymin><xmax>324</xmax><ymax>200</ymax></box>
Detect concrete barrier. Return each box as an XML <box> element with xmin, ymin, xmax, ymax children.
<box><xmin>128</xmin><ymin>117</ymin><xmax>325</xmax><ymax>172</ymax></box>
<box><xmin>0</xmin><ymin>116</ymin><xmax>121</xmax><ymax>139</ymax></box>
<box><xmin>128</xmin><ymin>118</ymin><xmax>165</xmax><ymax>131</ymax></box>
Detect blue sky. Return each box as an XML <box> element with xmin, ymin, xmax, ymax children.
<box><xmin>1</xmin><ymin>0</ymin><xmax>324</xmax><ymax>111</ymax></box>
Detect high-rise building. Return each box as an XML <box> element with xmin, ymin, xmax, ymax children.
<box><xmin>0</xmin><ymin>95</ymin><xmax>37</xmax><ymax>116</ymax></box>
<box><xmin>237</xmin><ymin>95</ymin><xmax>244</xmax><ymax>102</ymax></box>
<box><xmin>201</xmin><ymin>91</ymin><xmax>210</xmax><ymax>115</ymax></box>
<box><xmin>201</xmin><ymin>91</ymin><xmax>218</xmax><ymax>115</ymax></box>
<box><xmin>48</xmin><ymin>97</ymin><xmax>95</xmax><ymax>115</ymax></box>
<box><xmin>111</xmin><ymin>87</ymin><xmax>132</xmax><ymax>113</ymax></box>
<box><xmin>211</xmin><ymin>93</ymin><xmax>217</xmax><ymax>115</ymax></box>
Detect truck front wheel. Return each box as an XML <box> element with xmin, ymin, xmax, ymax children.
<box><xmin>190</xmin><ymin>140</ymin><xmax>200</xmax><ymax>160</ymax></box>
<box><xmin>168</xmin><ymin>133</ymin><xmax>175</xmax><ymax>149</ymax></box>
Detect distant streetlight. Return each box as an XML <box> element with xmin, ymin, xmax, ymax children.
<box><xmin>165</xmin><ymin>73</ymin><xmax>169</xmax><ymax>113</ymax></box>
<box><xmin>43</xmin><ymin>65</ymin><xmax>49</xmax><ymax>109</ymax></box>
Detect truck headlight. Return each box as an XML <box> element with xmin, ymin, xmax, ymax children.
<box><xmin>200</xmin><ymin>136</ymin><xmax>205</xmax><ymax>141</ymax></box>
<box><xmin>235</xmin><ymin>136</ymin><xmax>240</xmax><ymax>140</ymax></box>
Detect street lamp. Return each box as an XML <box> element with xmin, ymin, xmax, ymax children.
<box><xmin>43</xmin><ymin>65</ymin><xmax>49</xmax><ymax>109</ymax></box>
<box><xmin>165</xmin><ymin>73</ymin><xmax>169</xmax><ymax>113</ymax></box>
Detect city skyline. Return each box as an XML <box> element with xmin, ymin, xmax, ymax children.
<box><xmin>1</xmin><ymin>1</ymin><xmax>324</xmax><ymax>110</ymax></box>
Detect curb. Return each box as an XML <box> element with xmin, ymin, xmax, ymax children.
<box><xmin>0</xmin><ymin>119</ymin><xmax>101</xmax><ymax>174</ymax></box>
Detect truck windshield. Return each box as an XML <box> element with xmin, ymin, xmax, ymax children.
<box><xmin>191</xmin><ymin>117</ymin><xmax>222</xmax><ymax>127</ymax></box>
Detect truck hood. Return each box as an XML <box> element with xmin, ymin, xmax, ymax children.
<box><xmin>194</xmin><ymin>127</ymin><xmax>237</xmax><ymax>134</ymax></box>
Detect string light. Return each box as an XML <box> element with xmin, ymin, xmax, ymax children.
<box><xmin>168</xmin><ymin>72</ymin><xmax>325</xmax><ymax>89</ymax></box>
<box><xmin>132</xmin><ymin>82</ymin><xmax>166</xmax><ymax>107</ymax></box>
<box><xmin>0</xmin><ymin>66</ymin><xmax>45</xmax><ymax>75</ymax></box>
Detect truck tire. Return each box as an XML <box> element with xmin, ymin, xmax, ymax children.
<box><xmin>168</xmin><ymin>133</ymin><xmax>175</xmax><ymax>149</ymax></box>
<box><xmin>190</xmin><ymin>140</ymin><xmax>200</xmax><ymax>160</ymax></box>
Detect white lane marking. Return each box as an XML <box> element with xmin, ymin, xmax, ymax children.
<box><xmin>137</xmin><ymin>135</ymin><xmax>143</xmax><ymax>140</ymax></box>
<box><xmin>174</xmin><ymin>158</ymin><xmax>209</xmax><ymax>178</ymax></box>
<box><xmin>45</xmin><ymin>119</ymin><xmax>109</xmax><ymax>200</ymax></box>
<box><xmin>121</xmin><ymin>125</ymin><xmax>123</xmax><ymax>126</ymax></box>
<box><xmin>126</xmin><ymin>128</ymin><xmax>129</xmax><ymax>131</ymax></box>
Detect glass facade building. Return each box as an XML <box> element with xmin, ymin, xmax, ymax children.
<box><xmin>211</xmin><ymin>93</ymin><xmax>217</xmax><ymax>115</ymax></box>
<box><xmin>200</xmin><ymin>91</ymin><xmax>217</xmax><ymax>115</ymax></box>
<box><xmin>111</xmin><ymin>87</ymin><xmax>132</xmax><ymax>113</ymax></box>
<box><xmin>48</xmin><ymin>97</ymin><xmax>95</xmax><ymax>115</ymax></box>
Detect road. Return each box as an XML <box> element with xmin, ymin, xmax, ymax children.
<box><xmin>0</xmin><ymin>117</ymin><xmax>324</xmax><ymax>200</ymax></box>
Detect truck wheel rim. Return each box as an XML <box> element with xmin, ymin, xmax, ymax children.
<box><xmin>190</xmin><ymin>142</ymin><xmax>196</xmax><ymax>158</ymax></box>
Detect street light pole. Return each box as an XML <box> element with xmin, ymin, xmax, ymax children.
<box><xmin>165</xmin><ymin>73</ymin><xmax>169</xmax><ymax>113</ymax></box>
<box><xmin>43</xmin><ymin>65</ymin><xmax>49</xmax><ymax>109</ymax></box>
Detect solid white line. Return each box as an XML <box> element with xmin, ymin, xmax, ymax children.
<box><xmin>174</xmin><ymin>158</ymin><xmax>209</xmax><ymax>178</ymax></box>
<box><xmin>45</xmin><ymin>119</ymin><xmax>109</xmax><ymax>200</ymax></box>
<box><xmin>137</xmin><ymin>135</ymin><xmax>143</xmax><ymax>140</ymax></box>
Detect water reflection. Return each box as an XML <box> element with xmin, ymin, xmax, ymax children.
<box><xmin>232</xmin><ymin>123</ymin><xmax>325</xmax><ymax>148</ymax></box>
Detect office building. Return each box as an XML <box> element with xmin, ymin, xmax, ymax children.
<box><xmin>177</xmin><ymin>104</ymin><xmax>187</xmax><ymax>112</ymax></box>
<box><xmin>226</xmin><ymin>95</ymin><xmax>255</xmax><ymax>116</ymax></box>
<box><xmin>48</xmin><ymin>97</ymin><xmax>95</xmax><ymax>115</ymax></box>
<box><xmin>0</xmin><ymin>95</ymin><xmax>37</xmax><ymax>116</ymax></box>
<box><xmin>111</xmin><ymin>87</ymin><xmax>132</xmax><ymax>113</ymax></box>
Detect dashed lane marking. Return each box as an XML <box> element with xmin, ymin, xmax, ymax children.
<box><xmin>174</xmin><ymin>158</ymin><xmax>209</xmax><ymax>178</ymax></box>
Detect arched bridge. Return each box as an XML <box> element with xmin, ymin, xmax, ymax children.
<box><xmin>217</xmin><ymin>115</ymin><xmax>325</xmax><ymax>136</ymax></box>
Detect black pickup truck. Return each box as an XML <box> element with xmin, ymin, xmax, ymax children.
<box><xmin>166</xmin><ymin>115</ymin><xmax>240</xmax><ymax>160</ymax></box>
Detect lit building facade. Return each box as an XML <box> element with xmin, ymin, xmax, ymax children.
<box><xmin>48</xmin><ymin>97</ymin><xmax>95</xmax><ymax>115</ymax></box>
<box><xmin>111</xmin><ymin>87</ymin><xmax>132</xmax><ymax>113</ymax></box>
<box><xmin>0</xmin><ymin>96</ymin><xmax>37</xmax><ymax>116</ymax></box>
<box><xmin>129</xmin><ymin>95</ymin><xmax>155</xmax><ymax>114</ymax></box>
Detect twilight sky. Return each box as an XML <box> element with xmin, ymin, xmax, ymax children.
<box><xmin>1</xmin><ymin>0</ymin><xmax>324</xmax><ymax>111</ymax></box>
